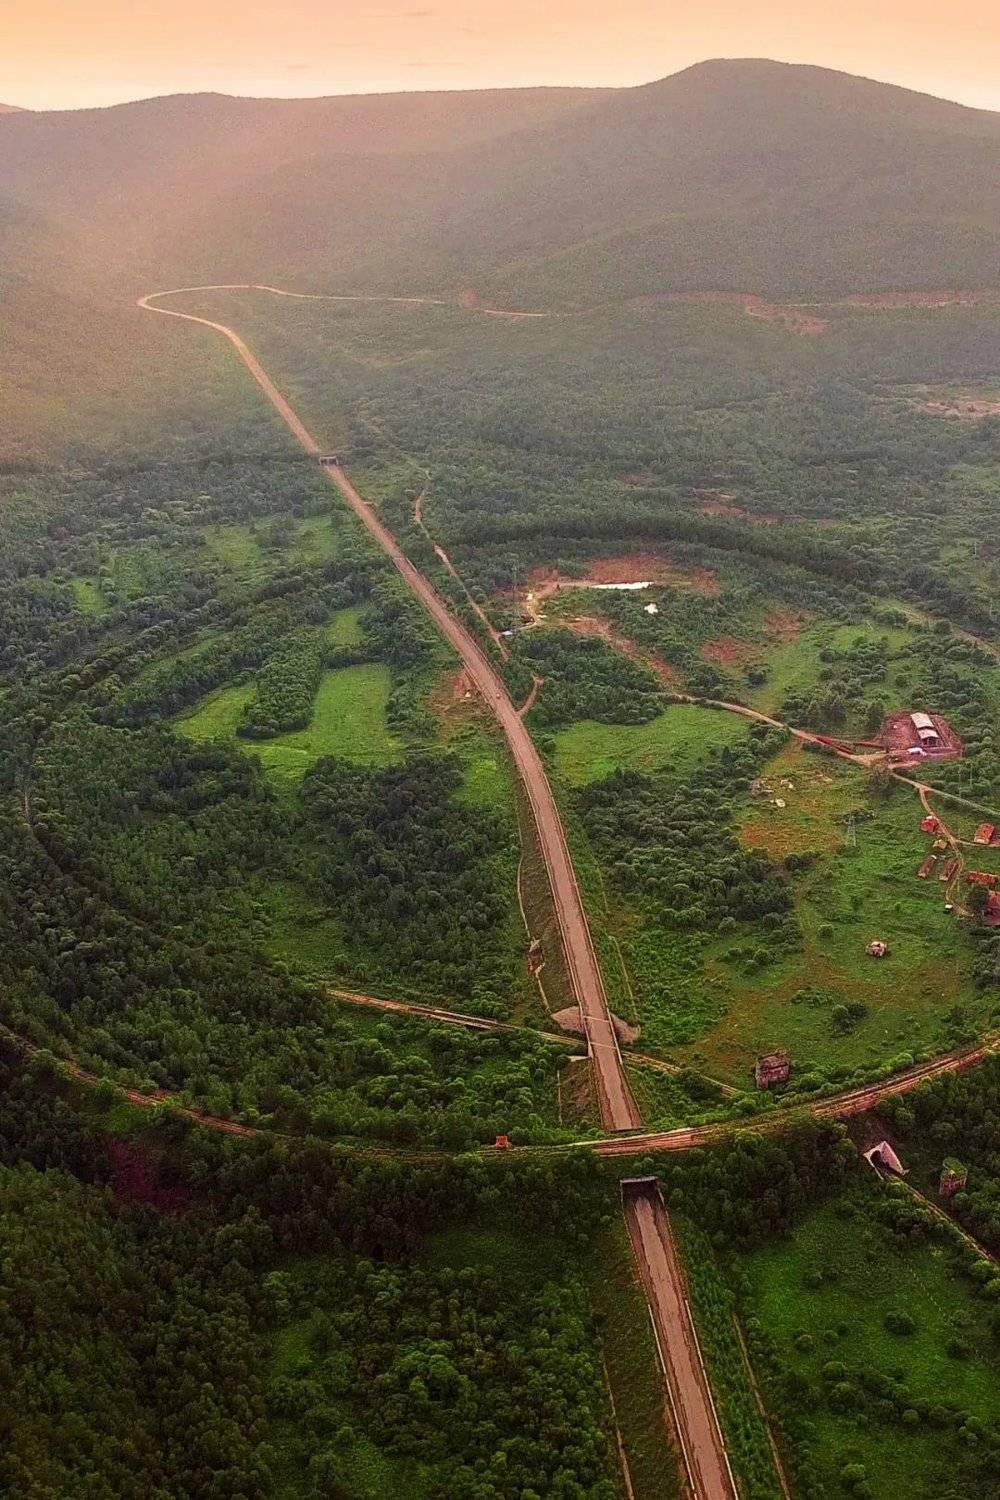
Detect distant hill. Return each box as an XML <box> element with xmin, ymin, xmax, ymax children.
<box><xmin>1</xmin><ymin>61</ymin><xmax>998</xmax><ymax>308</ymax></box>
<box><xmin>0</xmin><ymin>104</ymin><xmax>24</xmax><ymax>114</ymax></box>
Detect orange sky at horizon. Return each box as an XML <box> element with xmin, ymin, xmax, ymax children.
<box><xmin>4</xmin><ymin>0</ymin><xmax>1000</xmax><ymax>113</ymax></box>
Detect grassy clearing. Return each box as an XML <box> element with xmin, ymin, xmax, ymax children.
<box><xmin>248</xmin><ymin>665</ymin><xmax>398</xmax><ymax>795</ymax></box>
<box><xmin>292</xmin><ymin>512</ymin><xmax>339</xmax><ymax>563</ymax></box>
<box><xmin>740</xmin><ymin>1186</ymin><xmax>999</xmax><ymax>1498</ymax></box>
<box><xmin>453</xmin><ymin>725</ymin><xmax>515</xmax><ymax>812</ymax></box>
<box><xmin>324</xmin><ymin>604</ymin><xmax>364</xmax><ymax>648</ymax></box>
<box><xmin>175</xmin><ymin>681</ymin><xmax>256</xmax><ymax>740</ymax></box>
<box><xmin>106</xmin><ymin>545</ymin><xmax>175</xmax><ymax>600</ymax></box>
<box><xmin>258</xmin><ymin>880</ymin><xmax>348</xmax><ymax>975</ymax></box>
<box><xmin>736</xmin><ymin>740</ymin><xmax>865</xmax><ymax>859</ymax></box>
<box><xmin>744</xmin><ymin>616</ymin><xmax>920</xmax><ymax>720</ymax></box>
<box><xmin>201</xmin><ymin>522</ymin><xmax>263</xmax><ymax>575</ymax></box>
<box><xmin>569</xmin><ymin>733</ymin><xmax>996</xmax><ymax>1083</ymax></box>
<box><xmin>553</xmin><ymin>703</ymin><xmax>751</xmax><ymax>786</ymax></box>
<box><xmin>69</xmin><ymin>576</ymin><xmax>108</xmax><ymax>615</ymax></box>
<box><xmin>678</xmin><ymin>774</ymin><xmax>992</xmax><ymax>1083</ymax></box>
<box><xmin>177</xmin><ymin>664</ymin><xmax>399</xmax><ymax>795</ymax></box>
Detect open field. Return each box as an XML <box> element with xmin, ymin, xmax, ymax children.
<box><xmin>177</xmin><ymin>663</ymin><xmax>399</xmax><ymax>793</ymax></box>
<box><xmin>202</xmin><ymin>511</ymin><xmax>341</xmax><ymax>582</ymax></box>
<box><xmin>324</xmin><ymin>603</ymin><xmax>364</xmax><ymax>647</ymax></box>
<box><xmin>739</xmin><ymin>1184</ymin><xmax>1000</xmax><ymax>1498</ymax></box>
<box><xmin>554</xmin><ymin>702</ymin><xmax>753</xmax><ymax>786</ymax></box>
<box><xmin>69</xmin><ymin>576</ymin><xmax>108</xmax><ymax>616</ymax></box>
<box><xmin>559</xmin><ymin>725</ymin><xmax>996</xmax><ymax>1087</ymax></box>
<box><xmin>675</xmin><ymin>771</ymin><xmax>992</xmax><ymax>1084</ymax></box>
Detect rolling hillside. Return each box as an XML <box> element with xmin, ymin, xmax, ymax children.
<box><xmin>1</xmin><ymin>59</ymin><xmax>998</xmax><ymax>306</ymax></box>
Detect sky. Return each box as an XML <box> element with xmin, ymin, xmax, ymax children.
<box><xmin>4</xmin><ymin>0</ymin><xmax>1000</xmax><ymax>113</ymax></box>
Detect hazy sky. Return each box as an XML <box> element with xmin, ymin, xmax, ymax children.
<box><xmin>4</xmin><ymin>0</ymin><xmax>1000</xmax><ymax>112</ymax></box>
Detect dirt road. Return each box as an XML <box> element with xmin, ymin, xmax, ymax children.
<box><xmin>141</xmin><ymin>285</ymin><xmax>639</xmax><ymax>1135</ymax></box>
<box><xmin>330</xmin><ymin>986</ymin><xmax>572</xmax><ymax>1046</ymax></box>
<box><xmin>625</xmin><ymin>1187</ymin><xmax>738</xmax><ymax>1499</ymax></box>
<box><xmin>324</xmin><ymin>461</ymin><xmax>641</xmax><ymax>1132</ymax></box>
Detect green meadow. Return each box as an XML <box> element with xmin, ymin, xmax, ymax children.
<box><xmin>740</xmin><ymin>1187</ymin><xmax>999</xmax><ymax>1499</ymax></box>
<box><xmin>553</xmin><ymin>702</ymin><xmax>752</xmax><ymax>786</ymax></box>
<box><xmin>177</xmin><ymin>663</ymin><xmax>398</xmax><ymax>795</ymax></box>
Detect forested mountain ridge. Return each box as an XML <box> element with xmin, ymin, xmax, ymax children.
<box><xmin>1</xmin><ymin>59</ymin><xmax>997</xmax><ymax>305</ymax></box>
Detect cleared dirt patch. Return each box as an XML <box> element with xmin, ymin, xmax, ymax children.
<box><xmin>428</xmin><ymin>667</ymin><xmax>478</xmax><ymax>728</ymax></box>
<box><xmin>567</xmin><ymin>614</ymin><xmax>683</xmax><ymax>688</ymax></box>
<box><xmin>700</xmin><ymin>634</ymin><xmax>762</xmax><ymax>669</ymax></box>
<box><xmin>638</xmin><ymin>291</ymin><xmax>827</xmax><ymax>335</ymax></box>
<box><xmin>761</xmin><ymin>608</ymin><xmax>806</xmax><ymax>642</ymax></box>
<box><xmin>925</xmin><ymin>396</ymin><xmax>1000</xmax><ymax>421</ymax></box>
<box><xmin>697</xmin><ymin>498</ymin><xmax>780</xmax><ymax>525</ymax></box>
<box><xmin>743</xmin><ymin>298</ymin><xmax>827</xmax><ymax>336</ymax></box>
<box><xmin>527</xmin><ymin>553</ymin><xmax>718</xmax><ymax>594</ymax></box>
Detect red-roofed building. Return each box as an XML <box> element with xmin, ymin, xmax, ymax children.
<box><xmin>974</xmin><ymin>823</ymin><xmax>996</xmax><ymax>846</ymax></box>
<box><xmin>754</xmin><ymin>1052</ymin><xmax>790</xmax><ymax>1089</ymax></box>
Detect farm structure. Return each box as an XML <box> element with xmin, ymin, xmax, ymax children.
<box><xmin>974</xmin><ymin>822</ymin><xmax>998</xmax><ymax>846</ymax></box>
<box><xmin>754</xmin><ymin>1052</ymin><xmax>790</xmax><ymax>1089</ymax></box>
<box><xmin>874</xmin><ymin>710</ymin><xmax>963</xmax><ymax>765</ymax></box>
<box><xmin>983</xmin><ymin>892</ymin><xmax>1000</xmax><ymax>927</ymax></box>
<box><xmin>939</xmin><ymin>1158</ymin><xmax>968</xmax><ymax>1197</ymax></box>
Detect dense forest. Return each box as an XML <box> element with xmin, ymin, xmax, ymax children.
<box><xmin>0</xmin><ymin>1041</ymin><xmax>868</xmax><ymax>1499</ymax></box>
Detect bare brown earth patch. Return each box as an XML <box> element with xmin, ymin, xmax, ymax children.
<box><xmin>523</xmin><ymin>555</ymin><xmax>719</xmax><ymax>609</ymax></box>
<box><xmin>700</xmin><ymin>634</ymin><xmax>762</xmax><ymax>669</ymax></box>
<box><xmin>567</xmin><ymin>614</ymin><xmax>683</xmax><ymax>688</ymax></box>
<box><xmin>762</xmin><ymin>608</ymin><xmax>806</xmax><ymax>642</ymax></box>
<box><xmin>638</xmin><ymin>291</ymin><xmax>828</xmax><ymax>335</ymax></box>
<box><xmin>428</xmin><ymin>667</ymin><xmax>478</xmax><ymax>729</ymax></box>
<box><xmin>925</xmin><ymin>396</ymin><xmax>1000</xmax><ymax>421</ymax></box>
<box><xmin>618</xmin><ymin>472</ymin><xmax>656</xmax><ymax>487</ymax></box>
<box><xmin>697</xmin><ymin>498</ymin><xmax>781</xmax><ymax>525</ymax></box>
<box><xmin>589</xmin><ymin>553</ymin><xmax>720</xmax><ymax>594</ymax></box>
